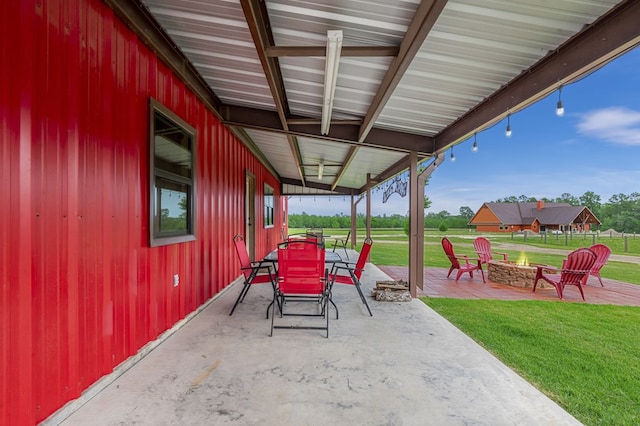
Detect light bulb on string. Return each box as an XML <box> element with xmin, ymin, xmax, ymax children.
<box><xmin>472</xmin><ymin>133</ymin><xmax>478</xmax><ymax>153</ymax></box>
<box><xmin>556</xmin><ymin>86</ymin><xmax>565</xmax><ymax>117</ymax></box>
<box><xmin>450</xmin><ymin>147</ymin><xmax>455</xmax><ymax>162</ymax></box>
<box><xmin>505</xmin><ymin>114</ymin><xmax>512</xmax><ymax>138</ymax></box>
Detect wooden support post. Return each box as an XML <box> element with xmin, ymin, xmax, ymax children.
<box><xmin>408</xmin><ymin>152</ymin><xmax>419</xmax><ymax>297</ymax></box>
<box><xmin>350</xmin><ymin>193</ymin><xmax>356</xmax><ymax>250</ymax></box>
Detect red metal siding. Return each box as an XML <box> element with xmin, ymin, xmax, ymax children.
<box><xmin>0</xmin><ymin>0</ymin><xmax>281</xmax><ymax>423</ymax></box>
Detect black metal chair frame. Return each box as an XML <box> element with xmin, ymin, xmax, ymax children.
<box><xmin>328</xmin><ymin>237</ymin><xmax>374</xmax><ymax>317</ymax></box>
<box><xmin>331</xmin><ymin>230</ymin><xmax>351</xmax><ymax>259</ymax></box>
<box><xmin>270</xmin><ymin>240</ymin><xmax>332</xmax><ymax>337</ymax></box>
<box><xmin>229</xmin><ymin>234</ymin><xmax>278</xmax><ymax>317</ymax></box>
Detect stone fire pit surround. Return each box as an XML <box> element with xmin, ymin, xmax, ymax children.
<box><xmin>487</xmin><ymin>260</ymin><xmax>556</xmax><ymax>289</ymax></box>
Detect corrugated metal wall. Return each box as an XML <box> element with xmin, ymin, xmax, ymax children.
<box><xmin>0</xmin><ymin>0</ymin><xmax>281</xmax><ymax>424</ymax></box>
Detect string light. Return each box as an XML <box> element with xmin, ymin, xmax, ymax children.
<box><xmin>472</xmin><ymin>133</ymin><xmax>478</xmax><ymax>152</ymax></box>
<box><xmin>450</xmin><ymin>147</ymin><xmax>455</xmax><ymax>162</ymax></box>
<box><xmin>505</xmin><ymin>114</ymin><xmax>512</xmax><ymax>138</ymax></box>
<box><xmin>556</xmin><ymin>85</ymin><xmax>565</xmax><ymax>117</ymax></box>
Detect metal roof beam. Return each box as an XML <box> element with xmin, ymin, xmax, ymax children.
<box><xmin>330</xmin><ymin>146</ymin><xmax>359</xmax><ymax>191</ymax></box>
<box><xmin>280</xmin><ymin>178</ymin><xmax>352</xmax><ymax>195</ymax></box>
<box><xmin>223</xmin><ymin>106</ymin><xmax>433</xmax><ymax>155</ymax></box>
<box><xmin>240</xmin><ymin>0</ymin><xmax>309</xmax><ymax>182</ymax></box>
<box><xmin>364</xmin><ymin>155</ymin><xmax>412</xmax><ymax>194</ymax></box>
<box><xmin>435</xmin><ymin>0</ymin><xmax>640</xmax><ymax>151</ymax></box>
<box><xmin>239</xmin><ymin>0</ymin><xmax>290</xmax><ymax>124</ymax></box>
<box><xmin>357</xmin><ymin>0</ymin><xmax>448</xmax><ymax>142</ymax></box>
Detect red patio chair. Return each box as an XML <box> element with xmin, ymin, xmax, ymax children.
<box><xmin>533</xmin><ymin>247</ymin><xmax>597</xmax><ymax>300</ymax></box>
<box><xmin>441</xmin><ymin>237</ymin><xmax>485</xmax><ymax>283</ymax></box>
<box><xmin>329</xmin><ymin>237</ymin><xmax>373</xmax><ymax>317</ymax></box>
<box><xmin>473</xmin><ymin>236</ymin><xmax>508</xmax><ymax>271</ymax></box>
<box><xmin>271</xmin><ymin>240</ymin><xmax>330</xmax><ymax>337</ymax></box>
<box><xmin>229</xmin><ymin>234</ymin><xmax>277</xmax><ymax>317</ymax></box>
<box><xmin>583</xmin><ymin>243</ymin><xmax>611</xmax><ymax>287</ymax></box>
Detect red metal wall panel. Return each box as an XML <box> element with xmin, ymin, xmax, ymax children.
<box><xmin>0</xmin><ymin>0</ymin><xmax>282</xmax><ymax>423</ymax></box>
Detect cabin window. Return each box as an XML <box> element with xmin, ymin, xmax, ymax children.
<box><xmin>264</xmin><ymin>184</ymin><xmax>274</xmax><ymax>228</ymax></box>
<box><xmin>149</xmin><ymin>98</ymin><xmax>197</xmax><ymax>247</ymax></box>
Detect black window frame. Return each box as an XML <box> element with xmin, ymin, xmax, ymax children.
<box><xmin>149</xmin><ymin>98</ymin><xmax>197</xmax><ymax>247</ymax></box>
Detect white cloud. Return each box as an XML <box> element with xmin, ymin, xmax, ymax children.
<box><xmin>576</xmin><ymin>107</ymin><xmax>640</xmax><ymax>145</ymax></box>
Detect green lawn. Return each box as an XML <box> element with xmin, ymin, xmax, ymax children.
<box><xmin>291</xmin><ymin>227</ymin><xmax>640</xmax><ymax>284</ymax></box>
<box><xmin>365</xmin><ymin>240</ymin><xmax>640</xmax><ymax>285</ymax></box>
<box><xmin>422</xmin><ymin>298</ymin><xmax>640</xmax><ymax>425</ymax></box>
<box><xmin>290</xmin><ymin>227</ymin><xmax>640</xmax><ymax>424</ymax></box>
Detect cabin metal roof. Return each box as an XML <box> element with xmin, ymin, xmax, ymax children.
<box><xmin>479</xmin><ymin>202</ymin><xmax>601</xmax><ymax>226</ymax></box>
<box><xmin>110</xmin><ymin>0</ymin><xmax>640</xmax><ymax>196</ymax></box>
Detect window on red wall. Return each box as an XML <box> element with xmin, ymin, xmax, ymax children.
<box><xmin>281</xmin><ymin>197</ymin><xmax>287</xmax><ymax>226</ymax></box>
<box><xmin>149</xmin><ymin>98</ymin><xmax>197</xmax><ymax>247</ymax></box>
<box><xmin>264</xmin><ymin>184</ymin><xmax>274</xmax><ymax>228</ymax></box>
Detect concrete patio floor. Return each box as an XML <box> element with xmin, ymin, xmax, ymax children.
<box><xmin>49</xmin><ymin>251</ymin><xmax>584</xmax><ymax>426</ymax></box>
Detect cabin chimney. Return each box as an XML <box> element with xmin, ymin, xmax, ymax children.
<box><xmin>536</xmin><ymin>200</ymin><xmax>544</xmax><ymax>211</ymax></box>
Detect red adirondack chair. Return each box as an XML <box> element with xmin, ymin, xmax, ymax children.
<box><xmin>441</xmin><ymin>238</ymin><xmax>485</xmax><ymax>283</ymax></box>
<box><xmin>473</xmin><ymin>236</ymin><xmax>508</xmax><ymax>271</ymax></box>
<box><xmin>533</xmin><ymin>247</ymin><xmax>597</xmax><ymax>300</ymax></box>
<box><xmin>583</xmin><ymin>243</ymin><xmax>611</xmax><ymax>287</ymax></box>
<box><xmin>329</xmin><ymin>238</ymin><xmax>373</xmax><ymax>317</ymax></box>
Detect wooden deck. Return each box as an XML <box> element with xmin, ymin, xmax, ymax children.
<box><xmin>377</xmin><ymin>266</ymin><xmax>640</xmax><ymax>306</ymax></box>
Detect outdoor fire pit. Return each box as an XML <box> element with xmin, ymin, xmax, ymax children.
<box><xmin>487</xmin><ymin>260</ymin><xmax>556</xmax><ymax>289</ymax></box>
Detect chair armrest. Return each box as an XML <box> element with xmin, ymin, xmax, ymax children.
<box><xmin>331</xmin><ymin>264</ymin><xmax>365</xmax><ymax>278</ymax></box>
<box><xmin>252</xmin><ymin>260</ymin><xmax>274</xmax><ymax>267</ymax></box>
<box><xmin>454</xmin><ymin>255</ymin><xmax>481</xmax><ymax>265</ymax></box>
<box><xmin>493</xmin><ymin>251</ymin><xmax>509</xmax><ymax>261</ymax></box>
<box><xmin>536</xmin><ymin>264</ymin><xmax>558</xmax><ymax>272</ymax></box>
<box><xmin>245</xmin><ymin>261</ymin><xmax>275</xmax><ymax>273</ymax></box>
<box><xmin>332</xmin><ymin>264</ymin><xmax>358</xmax><ymax>273</ymax></box>
<box><xmin>334</xmin><ymin>259</ymin><xmax>356</xmax><ymax>266</ymax></box>
<box><xmin>535</xmin><ymin>264</ymin><xmax>558</xmax><ymax>276</ymax></box>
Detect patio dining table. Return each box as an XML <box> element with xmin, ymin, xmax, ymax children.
<box><xmin>263</xmin><ymin>248</ymin><xmax>343</xmax><ymax>264</ymax></box>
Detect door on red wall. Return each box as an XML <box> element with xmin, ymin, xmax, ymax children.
<box><xmin>245</xmin><ymin>172</ymin><xmax>256</xmax><ymax>260</ymax></box>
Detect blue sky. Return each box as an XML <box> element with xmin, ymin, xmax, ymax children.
<box><xmin>288</xmin><ymin>46</ymin><xmax>640</xmax><ymax>217</ymax></box>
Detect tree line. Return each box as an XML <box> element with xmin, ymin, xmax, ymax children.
<box><xmin>288</xmin><ymin>191</ymin><xmax>640</xmax><ymax>233</ymax></box>
<box><xmin>288</xmin><ymin>211</ymin><xmax>477</xmax><ymax>231</ymax></box>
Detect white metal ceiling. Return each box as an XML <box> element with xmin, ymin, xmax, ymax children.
<box><xmin>144</xmin><ymin>0</ymin><xmax>277</xmax><ymax>111</ymax></box>
<box><xmin>378</xmin><ymin>0</ymin><xmax>620</xmax><ymax>138</ymax></box>
<box><xmin>140</xmin><ymin>0</ymin><xmax>628</xmax><ymax>195</ymax></box>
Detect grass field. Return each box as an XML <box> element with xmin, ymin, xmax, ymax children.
<box><xmin>290</xmin><ymin>227</ymin><xmax>640</xmax><ymax>424</ymax></box>
<box><xmin>423</xmin><ymin>298</ymin><xmax>640</xmax><ymax>426</ymax></box>
<box><xmin>291</xmin><ymin>228</ymin><xmax>640</xmax><ymax>285</ymax></box>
